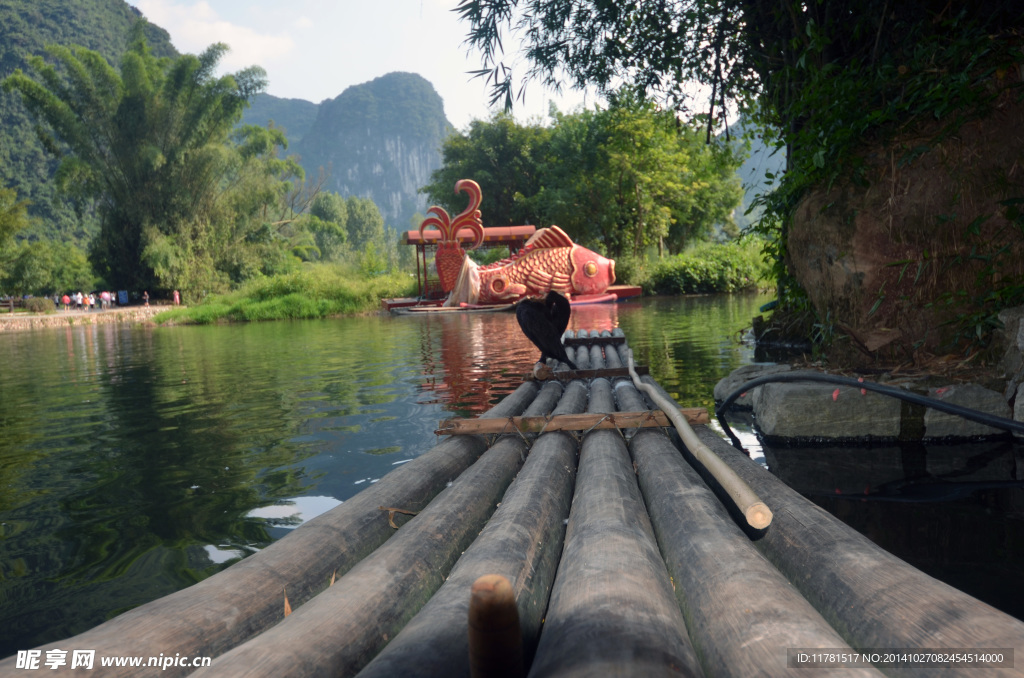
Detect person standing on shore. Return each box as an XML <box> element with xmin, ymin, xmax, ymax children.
<box><xmin>143</xmin><ymin>291</ymin><xmax>149</xmax><ymax>307</ymax></box>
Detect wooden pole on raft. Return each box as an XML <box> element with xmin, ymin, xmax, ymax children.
<box><xmin>195</xmin><ymin>380</ymin><xmax>571</xmax><ymax>678</ymax></box>
<box><xmin>195</xmin><ymin>434</ymin><xmax>532</xmax><ymax>678</ymax></box>
<box><xmin>626</xmin><ymin>349</ymin><xmax>772</xmax><ymax>530</ymax></box>
<box><xmin>695</xmin><ymin>426</ymin><xmax>1024</xmax><ymax>677</ymax></box>
<box><xmin>468</xmin><ymin>575</ymin><xmax>525</xmax><ymax>678</ymax></box>
<box><xmin>527</xmin><ymin>375</ymin><xmax>703</xmax><ymax>678</ymax></box>
<box><xmin>614</xmin><ymin>382</ymin><xmax>881</xmax><ymax>678</ymax></box>
<box><xmin>0</xmin><ymin>382</ymin><xmax>542</xmax><ymax>678</ymax></box>
<box><xmin>357</xmin><ymin>380</ymin><xmax>588</xmax><ymax>678</ymax></box>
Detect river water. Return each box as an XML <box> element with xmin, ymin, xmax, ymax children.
<box><xmin>1</xmin><ymin>293</ymin><xmax>1021</xmax><ymax>656</ymax></box>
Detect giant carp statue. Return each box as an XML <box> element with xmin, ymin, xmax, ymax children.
<box><xmin>421</xmin><ymin>180</ymin><xmax>616</xmax><ymax>306</ymax></box>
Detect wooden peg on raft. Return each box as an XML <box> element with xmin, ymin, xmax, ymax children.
<box><xmin>468</xmin><ymin>574</ymin><xmax>524</xmax><ymax>678</ymax></box>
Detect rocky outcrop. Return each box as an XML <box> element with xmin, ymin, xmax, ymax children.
<box><xmin>786</xmin><ymin>86</ymin><xmax>1024</xmax><ymax>358</ymax></box>
<box><xmin>294</xmin><ymin>72</ymin><xmax>452</xmax><ymax>229</ymax></box>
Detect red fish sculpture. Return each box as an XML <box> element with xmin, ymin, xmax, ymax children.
<box><xmin>419</xmin><ymin>180</ymin><xmax>485</xmax><ymax>292</ymax></box>
<box><xmin>445</xmin><ymin>225</ymin><xmax>616</xmax><ymax>306</ymax></box>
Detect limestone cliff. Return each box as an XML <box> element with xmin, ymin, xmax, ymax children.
<box><xmin>292</xmin><ymin>72</ymin><xmax>453</xmax><ymax>228</ymax></box>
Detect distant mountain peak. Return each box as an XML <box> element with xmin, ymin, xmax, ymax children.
<box><xmin>293</xmin><ymin>71</ymin><xmax>453</xmax><ymax>228</ymax></box>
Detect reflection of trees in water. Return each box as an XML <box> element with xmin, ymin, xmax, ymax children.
<box><xmin>618</xmin><ymin>294</ymin><xmax>768</xmax><ymax>410</ymax></box>
<box><xmin>408</xmin><ymin>295</ymin><xmax>768</xmax><ymax>417</ymax></box>
<box><xmin>0</xmin><ymin>318</ymin><xmax>426</xmax><ymax>655</ymax></box>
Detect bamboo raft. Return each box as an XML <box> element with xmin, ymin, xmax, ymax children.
<box><xmin>6</xmin><ymin>329</ymin><xmax>1024</xmax><ymax>677</ymax></box>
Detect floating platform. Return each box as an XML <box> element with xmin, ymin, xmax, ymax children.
<box><xmin>6</xmin><ymin>329</ymin><xmax>1024</xmax><ymax>677</ymax></box>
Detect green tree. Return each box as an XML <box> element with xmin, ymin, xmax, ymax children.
<box><xmin>422</xmin><ymin>113</ymin><xmax>550</xmax><ymax>226</ymax></box>
<box><xmin>305</xmin><ymin>191</ymin><xmax>348</xmax><ymax>262</ymax></box>
<box><xmin>457</xmin><ymin>1</ymin><xmax>1020</xmax><ymax>135</ymax></box>
<box><xmin>0</xmin><ymin>186</ymin><xmax>32</xmax><ymax>301</ymax></box>
<box><xmin>0</xmin><ymin>0</ymin><xmax>178</xmax><ymax>246</ymax></box>
<box><xmin>457</xmin><ymin>0</ymin><xmax>1024</xmax><ymax>348</ymax></box>
<box><xmin>537</xmin><ymin>96</ymin><xmax>743</xmax><ymax>259</ymax></box>
<box><xmin>0</xmin><ymin>186</ymin><xmax>29</xmax><ymax>250</ymax></box>
<box><xmin>2</xmin><ymin>25</ymin><xmax>266</xmax><ymax>296</ymax></box>
<box><xmin>344</xmin><ymin>196</ymin><xmax>385</xmax><ymax>252</ymax></box>
<box><xmin>212</xmin><ymin>124</ymin><xmax>314</xmax><ymax>280</ymax></box>
<box><xmin>2</xmin><ymin>239</ymin><xmax>95</xmax><ymax>296</ymax></box>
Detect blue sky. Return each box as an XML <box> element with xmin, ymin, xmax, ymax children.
<box><xmin>131</xmin><ymin>0</ymin><xmax>598</xmax><ymax>130</ymax></box>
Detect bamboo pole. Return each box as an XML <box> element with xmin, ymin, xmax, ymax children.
<box><xmin>528</xmin><ymin>365</ymin><xmax>649</xmax><ymax>381</ymax></box>
<box><xmin>698</xmin><ymin>427</ymin><xmax>1024</xmax><ymax>677</ymax></box>
<box><xmin>0</xmin><ymin>382</ymin><xmax>541</xmax><ymax>678</ymax></box>
<box><xmin>615</xmin><ymin>383</ymin><xmax>881</xmax><ymax>677</ymax></box>
<box><xmin>626</xmin><ymin>350</ymin><xmax>772</xmax><ymax>530</ymax></box>
<box><xmin>356</xmin><ymin>380</ymin><xmax>585</xmax><ymax>678</ymax></box>
<box><xmin>468</xmin><ymin>575</ymin><xmax>524</xmax><ymax>678</ymax></box>
<box><xmin>195</xmin><ymin>436</ymin><xmax>531</xmax><ymax>678</ymax></box>
<box><xmin>528</xmin><ymin>378</ymin><xmax>703</xmax><ymax>677</ymax></box>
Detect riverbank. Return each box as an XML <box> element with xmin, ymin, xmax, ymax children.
<box><xmin>0</xmin><ymin>305</ymin><xmax>166</xmax><ymax>333</ymax></box>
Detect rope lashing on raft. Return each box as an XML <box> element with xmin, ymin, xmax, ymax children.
<box><xmin>626</xmin><ymin>349</ymin><xmax>773</xmax><ymax>531</ymax></box>
<box><xmin>378</xmin><ymin>506</ymin><xmax>419</xmax><ymax>529</ymax></box>
<box><xmin>715</xmin><ymin>371</ymin><xmax>1024</xmax><ymax>450</ymax></box>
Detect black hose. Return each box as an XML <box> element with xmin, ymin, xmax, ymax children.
<box><xmin>715</xmin><ymin>371</ymin><xmax>1024</xmax><ymax>450</ymax></box>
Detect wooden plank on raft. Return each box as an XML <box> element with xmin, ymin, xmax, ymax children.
<box><xmin>528</xmin><ymin>366</ymin><xmax>649</xmax><ymax>381</ymax></box>
<box><xmin>562</xmin><ymin>335</ymin><xmax>626</xmax><ymax>346</ymax></box>
<box><xmin>436</xmin><ymin>408</ymin><xmax>709</xmax><ymax>435</ymax></box>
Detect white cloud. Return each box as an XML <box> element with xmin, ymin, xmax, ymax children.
<box><xmin>133</xmin><ymin>0</ymin><xmax>294</xmax><ymax>71</ymax></box>
<box><xmin>130</xmin><ymin>0</ymin><xmax>600</xmax><ymax>129</ymax></box>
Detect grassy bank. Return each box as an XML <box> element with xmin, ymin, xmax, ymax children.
<box><xmin>154</xmin><ymin>265</ymin><xmax>417</xmax><ymax>325</ymax></box>
<box><xmin>645</xmin><ymin>239</ymin><xmax>772</xmax><ymax>295</ymax></box>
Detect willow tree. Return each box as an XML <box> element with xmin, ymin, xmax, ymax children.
<box><xmin>2</xmin><ymin>24</ymin><xmax>266</xmax><ymax>294</ymax></box>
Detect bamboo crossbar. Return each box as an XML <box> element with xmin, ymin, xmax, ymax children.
<box><xmin>436</xmin><ymin>408</ymin><xmax>709</xmax><ymax>436</ymax></box>
<box><xmin>562</xmin><ymin>336</ymin><xmax>626</xmax><ymax>347</ymax></box>
<box><xmin>528</xmin><ymin>366</ymin><xmax>649</xmax><ymax>381</ymax></box>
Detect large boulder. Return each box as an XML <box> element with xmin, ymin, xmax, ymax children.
<box><xmin>712</xmin><ymin>363</ymin><xmax>792</xmax><ymax>410</ymax></box>
<box><xmin>923</xmin><ymin>383</ymin><xmax>1012</xmax><ymax>439</ymax></box>
<box><xmin>752</xmin><ymin>381</ymin><xmax>902</xmax><ymax>441</ymax></box>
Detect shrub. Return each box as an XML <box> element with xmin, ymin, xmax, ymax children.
<box><xmin>25</xmin><ymin>297</ymin><xmax>56</xmax><ymax>314</ymax></box>
<box><xmin>154</xmin><ymin>263</ymin><xmax>417</xmax><ymax>325</ymax></box>
<box><xmin>647</xmin><ymin>240</ymin><xmax>772</xmax><ymax>295</ymax></box>
<box><xmin>610</xmin><ymin>252</ymin><xmax>650</xmax><ymax>289</ymax></box>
